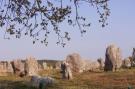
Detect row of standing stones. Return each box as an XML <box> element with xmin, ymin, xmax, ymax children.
<box><xmin>59</xmin><ymin>44</ymin><xmax>135</xmax><ymax>80</ymax></box>
<box><xmin>0</xmin><ymin>44</ymin><xmax>135</xmax><ymax>88</ymax></box>
<box><xmin>0</xmin><ymin>57</ymin><xmax>40</xmax><ymax>76</ymax></box>
<box><xmin>0</xmin><ymin>44</ymin><xmax>135</xmax><ymax>77</ymax></box>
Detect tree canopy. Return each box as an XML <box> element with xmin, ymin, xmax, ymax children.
<box><xmin>0</xmin><ymin>0</ymin><xmax>110</xmax><ymax>47</ymax></box>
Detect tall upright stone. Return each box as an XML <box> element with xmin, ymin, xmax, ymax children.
<box><xmin>132</xmin><ymin>48</ymin><xmax>135</xmax><ymax>59</ymax></box>
<box><xmin>11</xmin><ymin>59</ymin><xmax>25</xmax><ymax>76</ymax></box>
<box><xmin>97</xmin><ymin>58</ymin><xmax>104</xmax><ymax>70</ymax></box>
<box><xmin>104</xmin><ymin>45</ymin><xmax>122</xmax><ymax>72</ymax></box>
<box><xmin>25</xmin><ymin>57</ymin><xmax>39</xmax><ymax>76</ymax></box>
<box><xmin>7</xmin><ymin>61</ymin><xmax>14</xmax><ymax>73</ymax></box>
<box><xmin>61</xmin><ymin>62</ymin><xmax>73</xmax><ymax>80</ymax></box>
<box><xmin>132</xmin><ymin>48</ymin><xmax>135</xmax><ymax>66</ymax></box>
<box><xmin>65</xmin><ymin>53</ymin><xmax>85</xmax><ymax>73</ymax></box>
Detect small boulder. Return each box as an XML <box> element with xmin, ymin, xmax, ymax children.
<box><xmin>31</xmin><ymin>75</ymin><xmax>41</xmax><ymax>88</ymax></box>
<box><xmin>30</xmin><ymin>76</ymin><xmax>55</xmax><ymax>89</ymax></box>
<box><xmin>39</xmin><ymin>77</ymin><xmax>55</xmax><ymax>89</ymax></box>
<box><xmin>122</xmin><ymin>58</ymin><xmax>131</xmax><ymax>68</ymax></box>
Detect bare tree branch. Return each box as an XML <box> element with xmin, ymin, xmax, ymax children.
<box><xmin>0</xmin><ymin>0</ymin><xmax>110</xmax><ymax>47</ymax></box>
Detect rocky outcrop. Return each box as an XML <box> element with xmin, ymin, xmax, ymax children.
<box><xmin>104</xmin><ymin>45</ymin><xmax>122</xmax><ymax>72</ymax></box>
<box><xmin>25</xmin><ymin>57</ymin><xmax>39</xmax><ymax>76</ymax></box>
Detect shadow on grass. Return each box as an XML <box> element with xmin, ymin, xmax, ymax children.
<box><xmin>0</xmin><ymin>80</ymin><xmax>36</xmax><ymax>89</ymax></box>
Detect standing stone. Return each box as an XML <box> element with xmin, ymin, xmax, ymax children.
<box><xmin>61</xmin><ymin>62</ymin><xmax>66</xmax><ymax>79</ymax></box>
<box><xmin>0</xmin><ymin>61</ymin><xmax>14</xmax><ymax>76</ymax></box>
<box><xmin>104</xmin><ymin>45</ymin><xmax>122</xmax><ymax>72</ymax></box>
<box><xmin>60</xmin><ymin>62</ymin><xmax>72</xmax><ymax>80</ymax></box>
<box><xmin>84</xmin><ymin>60</ymin><xmax>100</xmax><ymax>72</ymax></box>
<box><xmin>42</xmin><ymin>62</ymin><xmax>47</xmax><ymax>70</ymax></box>
<box><xmin>25</xmin><ymin>57</ymin><xmax>39</xmax><ymax>76</ymax></box>
<box><xmin>132</xmin><ymin>48</ymin><xmax>135</xmax><ymax>66</ymax></box>
<box><xmin>11</xmin><ymin>60</ymin><xmax>25</xmax><ymax>76</ymax></box>
<box><xmin>97</xmin><ymin>58</ymin><xmax>104</xmax><ymax>70</ymax></box>
<box><xmin>65</xmin><ymin>62</ymin><xmax>73</xmax><ymax>80</ymax></box>
<box><xmin>132</xmin><ymin>48</ymin><xmax>135</xmax><ymax>60</ymax></box>
<box><xmin>65</xmin><ymin>53</ymin><xmax>85</xmax><ymax>73</ymax></box>
<box><xmin>55</xmin><ymin>61</ymin><xmax>62</xmax><ymax>69</ymax></box>
<box><xmin>7</xmin><ymin>61</ymin><xmax>14</xmax><ymax>73</ymax></box>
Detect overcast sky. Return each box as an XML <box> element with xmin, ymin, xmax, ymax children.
<box><xmin>0</xmin><ymin>0</ymin><xmax>135</xmax><ymax>60</ymax></box>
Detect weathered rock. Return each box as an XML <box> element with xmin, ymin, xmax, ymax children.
<box><xmin>11</xmin><ymin>60</ymin><xmax>25</xmax><ymax>76</ymax></box>
<box><xmin>7</xmin><ymin>61</ymin><xmax>14</xmax><ymax>73</ymax></box>
<box><xmin>65</xmin><ymin>53</ymin><xmax>85</xmax><ymax>73</ymax></box>
<box><xmin>83</xmin><ymin>60</ymin><xmax>100</xmax><ymax>72</ymax></box>
<box><xmin>31</xmin><ymin>75</ymin><xmax>41</xmax><ymax>88</ymax></box>
<box><xmin>122</xmin><ymin>58</ymin><xmax>131</xmax><ymax>68</ymax></box>
<box><xmin>55</xmin><ymin>61</ymin><xmax>62</xmax><ymax>69</ymax></box>
<box><xmin>31</xmin><ymin>76</ymin><xmax>55</xmax><ymax>89</ymax></box>
<box><xmin>42</xmin><ymin>62</ymin><xmax>47</xmax><ymax>70</ymax></box>
<box><xmin>132</xmin><ymin>48</ymin><xmax>135</xmax><ymax>66</ymax></box>
<box><xmin>0</xmin><ymin>61</ymin><xmax>14</xmax><ymax>76</ymax></box>
<box><xmin>65</xmin><ymin>53</ymin><xmax>103</xmax><ymax>73</ymax></box>
<box><xmin>132</xmin><ymin>48</ymin><xmax>135</xmax><ymax>59</ymax></box>
<box><xmin>61</xmin><ymin>62</ymin><xmax>66</xmax><ymax>79</ymax></box>
<box><xmin>97</xmin><ymin>58</ymin><xmax>104</xmax><ymax>70</ymax></box>
<box><xmin>61</xmin><ymin>62</ymin><xmax>73</xmax><ymax>79</ymax></box>
<box><xmin>104</xmin><ymin>45</ymin><xmax>122</xmax><ymax>72</ymax></box>
<box><xmin>37</xmin><ymin>61</ymin><xmax>47</xmax><ymax>71</ymax></box>
<box><xmin>39</xmin><ymin>77</ymin><xmax>55</xmax><ymax>89</ymax></box>
<box><xmin>66</xmin><ymin>65</ymin><xmax>73</xmax><ymax>79</ymax></box>
<box><xmin>25</xmin><ymin>57</ymin><xmax>39</xmax><ymax>76</ymax></box>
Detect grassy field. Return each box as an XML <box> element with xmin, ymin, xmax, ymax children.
<box><xmin>0</xmin><ymin>68</ymin><xmax>135</xmax><ymax>89</ymax></box>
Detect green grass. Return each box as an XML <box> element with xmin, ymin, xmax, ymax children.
<box><xmin>0</xmin><ymin>68</ymin><xmax>135</xmax><ymax>89</ymax></box>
